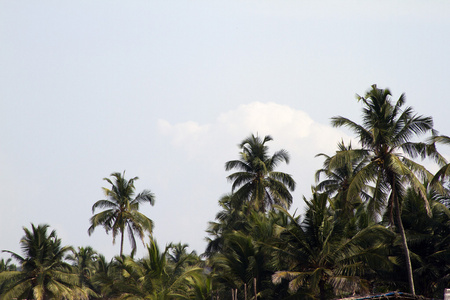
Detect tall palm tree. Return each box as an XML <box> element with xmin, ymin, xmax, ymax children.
<box><xmin>88</xmin><ymin>171</ymin><xmax>155</xmax><ymax>256</ymax></box>
<box><xmin>225</xmin><ymin>134</ymin><xmax>296</xmax><ymax>212</ymax></box>
<box><xmin>0</xmin><ymin>224</ymin><xmax>84</xmax><ymax>300</ymax></box>
<box><xmin>331</xmin><ymin>85</ymin><xmax>443</xmax><ymax>295</ymax></box>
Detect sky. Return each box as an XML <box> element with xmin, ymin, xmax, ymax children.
<box><xmin>1</xmin><ymin>1</ymin><xmax>450</xmax><ymax>260</ymax></box>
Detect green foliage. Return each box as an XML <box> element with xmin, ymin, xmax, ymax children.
<box><xmin>67</xmin><ymin>246</ymin><xmax>99</xmax><ymax>298</ymax></box>
<box><xmin>112</xmin><ymin>238</ymin><xmax>207</xmax><ymax>300</ymax></box>
<box><xmin>271</xmin><ymin>193</ymin><xmax>394</xmax><ymax>300</ymax></box>
<box><xmin>0</xmin><ymin>258</ymin><xmax>16</xmax><ymax>272</ymax></box>
<box><xmin>0</xmin><ymin>224</ymin><xmax>84</xmax><ymax>300</ymax></box>
<box><xmin>315</xmin><ymin>141</ymin><xmax>375</xmax><ymax>220</ymax></box>
<box><xmin>401</xmin><ymin>186</ymin><xmax>450</xmax><ymax>298</ymax></box>
<box><xmin>225</xmin><ymin>134</ymin><xmax>296</xmax><ymax>212</ymax></box>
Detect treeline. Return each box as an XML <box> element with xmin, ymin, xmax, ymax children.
<box><xmin>1</xmin><ymin>85</ymin><xmax>449</xmax><ymax>300</ymax></box>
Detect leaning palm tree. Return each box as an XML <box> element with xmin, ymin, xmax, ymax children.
<box><xmin>225</xmin><ymin>134</ymin><xmax>296</xmax><ymax>212</ymax></box>
<box><xmin>331</xmin><ymin>85</ymin><xmax>444</xmax><ymax>295</ymax></box>
<box><xmin>88</xmin><ymin>171</ymin><xmax>155</xmax><ymax>256</ymax></box>
<box><xmin>0</xmin><ymin>224</ymin><xmax>84</xmax><ymax>300</ymax></box>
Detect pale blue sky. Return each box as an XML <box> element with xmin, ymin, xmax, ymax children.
<box><xmin>1</xmin><ymin>1</ymin><xmax>449</xmax><ymax>259</ymax></box>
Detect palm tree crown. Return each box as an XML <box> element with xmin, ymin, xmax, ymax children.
<box><xmin>225</xmin><ymin>134</ymin><xmax>296</xmax><ymax>212</ymax></box>
<box><xmin>331</xmin><ymin>85</ymin><xmax>439</xmax><ymax>220</ymax></box>
<box><xmin>88</xmin><ymin>171</ymin><xmax>155</xmax><ymax>256</ymax></box>
<box><xmin>0</xmin><ymin>224</ymin><xmax>81</xmax><ymax>300</ymax></box>
<box><xmin>315</xmin><ymin>141</ymin><xmax>372</xmax><ymax>218</ymax></box>
<box><xmin>272</xmin><ymin>193</ymin><xmax>393</xmax><ymax>300</ymax></box>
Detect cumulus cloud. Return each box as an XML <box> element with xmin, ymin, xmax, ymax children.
<box><xmin>216</xmin><ymin>102</ymin><xmax>314</xmax><ymax>139</ymax></box>
<box><xmin>157</xmin><ymin>102</ymin><xmax>353</xmax><ymax>195</ymax></box>
<box><xmin>158</xmin><ymin>119</ymin><xmax>209</xmax><ymax>146</ymax></box>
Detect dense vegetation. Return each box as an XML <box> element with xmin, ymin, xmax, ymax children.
<box><xmin>1</xmin><ymin>85</ymin><xmax>449</xmax><ymax>300</ymax></box>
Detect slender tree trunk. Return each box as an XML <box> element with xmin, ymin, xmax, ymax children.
<box><xmin>393</xmin><ymin>193</ymin><xmax>415</xmax><ymax>295</ymax></box>
<box><xmin>120</xmin><ymin>228</ymin><xmax>124</xmax><ymax>256</ymax></box>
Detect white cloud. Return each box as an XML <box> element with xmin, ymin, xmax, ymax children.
<box><xmin>157</xmin><ymin>119</ymin><xmax>210</xmax><ymax>158</ymax></box>
<box><xmin>157</xmin><ymin>102</ymin><xmax>352</xmax><ymax>200</ymax></box>
<box><xmin>217</xmin><ymin>102</ymin><xmax>314</xmax><ymax>139</ymax></box>
<box><xmin>157</xmin><ymin>119</ymin><xmax>210</xmax><ymax>145</ymax></box>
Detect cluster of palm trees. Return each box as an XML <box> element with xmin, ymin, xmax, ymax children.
<box><xmin>1</xmin><ymin>85</ymin><xmax>449</xmax><ymax>299</ymax></box>
<box><xmin>0</xmin><ymin>224</ymin><xmax>208</xmax><ymax>300</ymax></box>
<box><xmin>206</xmin><ymin>85</ymin><xmax>450</xmax><ymax>299</ymax></box>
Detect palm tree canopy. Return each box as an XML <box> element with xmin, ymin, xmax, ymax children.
<box><xmin>272</xmin><ymin>194</ymin><xmax>394</xmax><ymax>299</ymax></box>
<box><xmin>88</xmin><ymin>171</ymin><xmax>155</xmax><ymax>256</ymax></box>
<box><xmin>331</xmin><ymin>85</ymin><xmax>439</xmax><ymax>219</ymax></box>
<box><xmin>113</xmin><ymin>238</ymin><xmax>204</xmax><ymax>300</ymax></box>
<box><xmin>1</xmin><ymin>224</ymin><xmax>83</xmax><ymax>300</ymax></box>
<box><xmin>315</xmin><ymin>141</ymin><xmax>373</xmax><ymax>218</ymax></box>
<box><xmin>430</xmin><ymin>135</ymin><xmax>450</xmax><ymax>188</ymax></box>
<box><xmin>225</xmin><ymin>134</ymin><xmax>296</xmax><ymax>212</ymax></box>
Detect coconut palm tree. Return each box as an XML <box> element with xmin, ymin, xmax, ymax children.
<box><xmin>225</xmin><ymin>134</ymin><xmax>296</xmax><ymax>212</ymax></box>
<box><xmin>67</xmin><ymin>246</ymin><xmax>98</xmax><ymax>298</ymax></box>
<box><xmin>210</xmin><ymin>230</ymin><xmax>269</xmax><ymax>300</ymax></box>
<box><xmin>0</xmin><ymin>258</ymin><xmax>16</xmax><ymax>297</ymax></box>
<box><xmin>331</xmin><ymin>85</ymin><xmax>443</xmax><ymax>295</ymax></box>
<box><xmin>0</xmin><ymin>258</ymin><xmax>16</xmax><ymax>272</ymax></box>
<box><xmin>315</xmin><ymin>141</ymin><xmax>374</xmax><ymax>219</ymax></box>
<box><xmin>90</xmin><ymin>254</ymin><xmax>122</xmax><ymax>299</ymax></box>
<box><xmin>117</xmin><ymin>238</ymin><xmax>204</xmax><ymax>300</ymax></box>
<box><xmin>207</xmin><ymin>208</ymin><xmax>294</xmax><ymax>300</ymax></box>
<box><xmin>400</xmin><ymin>185</ymin><xmax>450</xmax><ymax>298</ymax></box>
<box><xmin>0</xmin><ymin>224</ymin><xmax>84</xmax><ymax>300</ymax></box>
<box><xmin>205</xmin><ymin>193</ymin><xmax>250</xmax><ymax>257</ymax></box>
<box><xmin>88</xmin><ymin>171</ymin><xmax>155</xmax><ymax>256</ymax></box>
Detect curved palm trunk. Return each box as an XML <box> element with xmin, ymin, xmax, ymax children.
<box><xmin>389</xmin><ymin>174</ymin><xmax>415</xmax><ymax>295</ymax></box>
<box><xmin>393</xmin><ymin>193</ymin><xmax>415</xmax><ymax>295</ymax></box>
